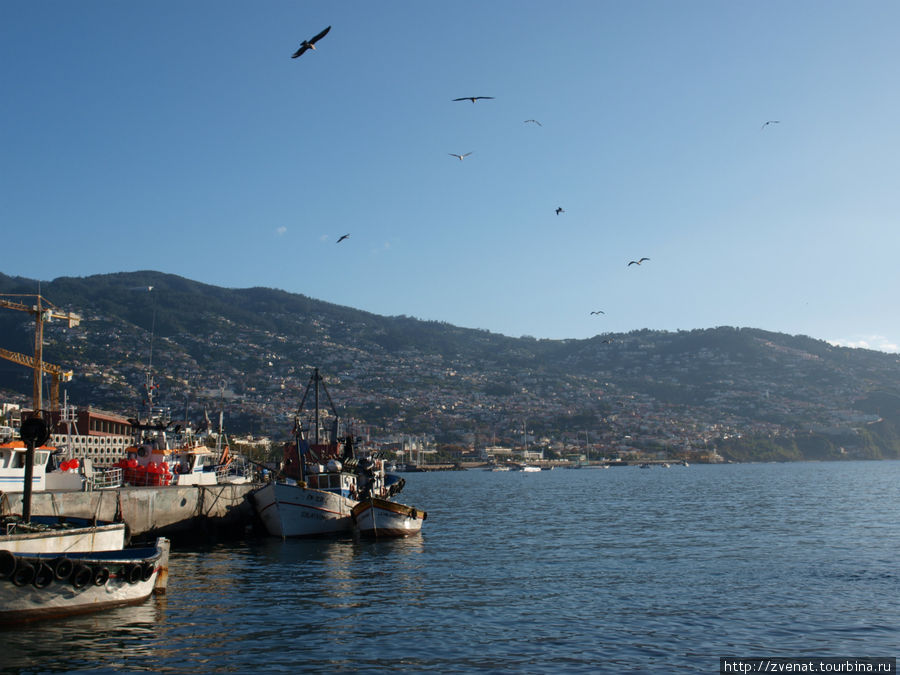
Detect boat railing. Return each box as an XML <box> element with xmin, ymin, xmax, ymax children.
<box><xmin>78</xmin><ymin>458</ymin><xmax>124</xmax><ymax>491</ymax></box>
<box><xmin>86</xmin><ymin>467</ymin><xmax>124</xmax><ymax>491</ymax></box>
<box><xmin>215</xmin><ymin>458</ymin><xmax>252</xmax><ymax>483</ymax></box>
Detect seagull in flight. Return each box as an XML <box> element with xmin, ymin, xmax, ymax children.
<box><xmin>555</xmin><ymin>207</ymin><xmax>565</xmax><ymax>215</ymax></box>
<box><xmin>627</xmin><ymin>257</ymin><xmax>650</xmax><ymax>266</ymax></box>
<box><xmin>448</xmin><ymin>152</ymin><xmax>473</xmax><ymax>161</ymax></box>
<box><xmin>453</xmin><ymin>96</ymin><xmax>494</xmax><ymax>103</ymax></box>
<box><xmin>336</xmin><ymin>234</ymin><xmax>350</xmax><ymax>243</ymax></box>
<box><xmin>524</xmin><ymin>119</ymin><xmax>542</xmax><ymax>126</ymax></box>
<box><xmin>590</xmin><ymin>310</ymin><xmax>605</xmax><ymax>315</ymax></box>
<box><xmin>761</xmin><ymin>120</ymin><xmax>780</xmax><ymax>130</ymax></box>
<box><xmin>292</xmin><ymin>26</ymin><xmax>331</xmax><ymax>58</ymax></box>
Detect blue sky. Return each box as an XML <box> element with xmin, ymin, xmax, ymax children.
<box><xmin>3</xmin><ymin>2</ymin><xmax>899</xmax><ymax>351</ymax></box>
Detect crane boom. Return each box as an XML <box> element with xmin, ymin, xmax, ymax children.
<box><xmin>0</xmin><ymin>294</ymin><xmax>81</xmax><ymax>416</ymax></box>
<box><xmin>0</xmin><ymin>347</ymin><xmax>73</xmax><ymax>412</ymax></box>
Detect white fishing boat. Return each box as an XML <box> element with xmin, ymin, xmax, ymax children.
<box><xmin>0</xmin><ymin>537</ymin><xmax>170</xmax><ymax>624</ymax></box>
<box><xmin>1</xmin><ymin>419</ymin><xmax>129</xmax><ymax>555</ymax></box>
<box><xmin>0</xmin><ymin>439</ymin><xmax>85</xmax><ymax>492</ymax></box>
<box><xmin>351</xmin><ymin>497</ymin><xmax>426</xmax><ymax>538</ymax></box>
<box><xmin>0</xmin><ymin>515</ymin><xmax>127</xmax><ymax>554</ymax></box>
<box><xmin>250</xmin><ymin>368</ymin><xmax>404</xmax><ymax>538</ymax></box>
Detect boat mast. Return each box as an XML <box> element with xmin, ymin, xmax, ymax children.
<box><xmin>314</xmin><ymin>367</ymin><xmax>319</xmax><ymax>446</ymax></box>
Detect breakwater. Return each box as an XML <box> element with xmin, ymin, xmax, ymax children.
<box><xmin>1</xmin><ymin>483</ymin><xmax>261</xmax><ymax>541</ymax></box>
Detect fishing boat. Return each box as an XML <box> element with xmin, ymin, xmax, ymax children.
<box><xmin>0</xmin><ymin>536</ymin><xmax>170</xmax><ymax>624</ymax></box>
<box><xmin>0</xmin><ymin>438</ymin><xmax>85</xmax><ymax>492</ymax></box>
<box><xmin>112</xmin><ymin>375</ymin><xmax>250</xmax><ymax>487</ymax></box>
<box><xmin>1</xmin><ymin>417</ymin><xmax>129</xmax><ymax>554</ymax></box>
<box><xmin>0</xmin><ymin>515</ymin><xmax>127</xmax><ymax>554</ymax></box>
<box><xmin>351</xmin><ymin>497</ymin><xmax>426</xmax><ymax>537</ymax></box>
<box><xmin>250</xmin><ymin>368</ymin><xmax>404</xmax><ymax>538</ymax></box>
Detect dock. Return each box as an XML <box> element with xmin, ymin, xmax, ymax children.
<box><xmin>1</xmin><ymin>483</ymin><xmax>262</xmax><ymax>542</ymax></box>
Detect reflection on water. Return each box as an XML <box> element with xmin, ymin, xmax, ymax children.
<box><xmin>1</xmin><ymin>595</ymin><xmax>166</xmax><ymax>670</ymax></box>
<box><xmin>2</xmin><ymin>462</ymin><xmax>899</xmax><ymax>673</ymax></box>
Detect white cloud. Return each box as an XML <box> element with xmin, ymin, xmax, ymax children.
<box><xmin>828</xmin><ymin>335</ymin><xmax>900</xmax><ymax>353</ymax></box>
<box><xmin>275</xmin><ymin>226</ymin><xmax>287</xmax><ymax>236</ymax></box>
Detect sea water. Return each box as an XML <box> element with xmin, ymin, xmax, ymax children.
<box><xmin>2</xmin><ymin>461</ymin><xmax>898</xmax><ymax>673</ymax></box>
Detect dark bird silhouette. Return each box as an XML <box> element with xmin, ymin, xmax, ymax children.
<box><xmin>453</xmin><ymin>96</ymin><xmax>494</xmax><ymax>103</ymax></box>
<box><xmin>336</xmin><ymin>234</ymin><xmax>350</xmax><ymax>243</ymax></box>
<box><xmin>555</xmin><ymin>207</ymin><xmax>565</xmax><ymax>215</ymax></box>
<box><xmin>761</xmin><ymin>120</ymin><xmax>780</xmax><ymax>130</ymax></box>
<box><xmin>448</xmin><ymin>152</ymin><xmax>472</xmax><ymax>161</ymax></box>
<box><xmin>524</xmin><ymin>119</ymin><xmax>542</xmax><ymax>126</ymax></box>
<box><xmin>627</xmin><ymin>257</ymin><xmax>650</xmax><ymax>266</ymax></box>
<box><xmin>292</xmin><ymin>26</ymin><xmax>331</xmax><ymax>58</ymax></box>
<box><xmin>590</xmin><ymin>310</ymin><xmax>605</xmax><ymax>315</ymax></box>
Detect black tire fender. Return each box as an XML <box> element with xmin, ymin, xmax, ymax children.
<box><xmin>12</xmin><ymin>561</ymin><xmax>36</xmax><ymax>587</ymax></box>
<box><xmin>51</xmin><ymin>556</ymin><xmax>74</xmax><ymax>581</ymax></box>
<box><xmin>92</xmin><ymin>566</ymin><xmax>110</xmax><ymax>586</ymax></box>
<box><xmin>0</xmin><ymin>550</ymin><xmax>17</xmax><ymax>579</ymax></box>
<box><xmin>32</xmin><ymin>563</ymin><xmax>55</xmax><ymax>589</ymax></box>
<box><xmin>71</xmin><ymin>564</ymin><xmax>92</xmax><ymax>589</ymax></box>
<box><xmin>125</xmin><ymin>563</ymin><xmax>142</xmax><ymax>584</ymax></box>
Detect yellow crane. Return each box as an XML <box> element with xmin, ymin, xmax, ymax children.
<box><xmin>0</xmin><ymin>294</ymin><xmax>80</xmax><ymax>417</ymax></box>
<box><xmin>0</xmin><ymin>347</ymin><xmax>73</xmax><ymax>412</ymax></box>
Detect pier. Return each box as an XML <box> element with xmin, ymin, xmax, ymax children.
<box><xmin>1</xmin><ymin>483</ymin><xmax>262</xmax><ymax>542</ymax></box>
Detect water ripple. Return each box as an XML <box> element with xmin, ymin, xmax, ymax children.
<box><xmin>2</xmin><ymin>461</ymin><xmax>899</xmax><ymax>673</ymax></box>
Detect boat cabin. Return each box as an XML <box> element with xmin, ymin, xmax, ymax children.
<box><xmin>303</xmin><ymin>463</ymin><xmax>360</xmax><ymax>499</ymax></box>
<box><xmin>0</xmin><ymin>441</ymin><xmax>83</xmax><ymax>492</ymax></box>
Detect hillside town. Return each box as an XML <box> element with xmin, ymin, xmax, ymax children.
<box><xmin>1</xmin><ymin>288</ymin><xmax>892</xmax><ymax>466</ymax></box>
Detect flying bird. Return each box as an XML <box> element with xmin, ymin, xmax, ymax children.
<box><xmin>524</xmin><ymin>119</ymin><xmax>542</xmax><ymax>126</ymax></box>
<box><xmin>590</xmin><ymin>310</ymin><xmax>605</xmax><ymax>315</ymax></box>
<box><xmin>336</xmin><ymin>234</ymin><xmax>350</xmax><ymax>243</ymax></box>
<box><xmin>453</xmin><ymin>96</ymin><xmax>494</xmax><ymax>103</ymax></box>
<box><xmin>627</xmin><ymin>257</ymin><xmax>650</xmax><ymax>266</ymax></box>
<box><xmin>555</xmin><ymin>207</ymin><xmax>565</xmax><ymax>215</ymax></box>
<box><xmin>448</xmin><ymin>152</ymin><xmax>472</xmax><ymax>161</ymax></box>
<box><xmin>291</xmin><ymin>25</ymin><xmax>331</xmax><ymax>58</ymax></box>
<box><xmin>761</xmin><ymin>120</ymin><xmax>780</xmax><ymax>130</ymax></box>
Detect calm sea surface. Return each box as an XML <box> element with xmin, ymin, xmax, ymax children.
<box><xmin>2</xmin><ymin>461</ymin><xmax>898</xmax><ymax>673</ymax></box>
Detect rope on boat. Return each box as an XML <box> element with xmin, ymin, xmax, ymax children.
<box><xmin>92</xmin><ymin>489</ymin><xmax>105</xmax><ymax>525</ymax></box>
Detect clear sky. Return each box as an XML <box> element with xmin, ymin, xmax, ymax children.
<box><xmin>3</xmin><ymin>2</ymin><xmax>899</xmax><ymax>351</ymax></box>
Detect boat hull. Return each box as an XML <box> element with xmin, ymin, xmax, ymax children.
<box><xmin>0</xmin><ymin>518</ymin><xmax>127</xmax><ymax>554</ymax></box>
<box><xmin>250</xmin><ymin>482</ymin><xmax>356</xmax><ymax>537</ymax></box>
<box><xmin>0</xmin><ymin>537</ymin><xmax>170</xmax><ymax>624</ymax></box>
<box><xmin>351</xmin><ymin>498</ymin><xmax>426</xmax><ymax>537</ymax></box>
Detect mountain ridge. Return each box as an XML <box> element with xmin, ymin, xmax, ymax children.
<box><xmin>2</xmin><ymin>270</ymin><xmax>899</xmax><ymax>462</ymax></box>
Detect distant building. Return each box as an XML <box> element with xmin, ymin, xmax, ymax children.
<box><xmin>483</xmin><ymin>445</ymin><xmax>513</xmax><ymax>460</ymax></box>
<box><xmin>45</xmin><ymin>406</ymin><xmax>135</xmax><ymax>468</ymax></box>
